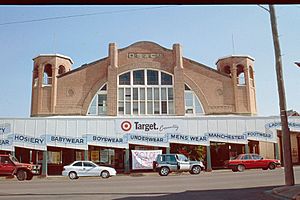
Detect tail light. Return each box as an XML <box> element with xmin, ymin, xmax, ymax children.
<box><xmin>153</xmin><ymin>161</ymin><xmax>157</xmax><ymax>169</ymax></box>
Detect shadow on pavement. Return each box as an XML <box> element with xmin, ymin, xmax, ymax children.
<box><xmin>115</xmin><ymin>185</ymin><xmax>284</xmax><ymax>200</ymax></box>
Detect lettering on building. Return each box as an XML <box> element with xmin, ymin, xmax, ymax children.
<box><xmin>128</xmin><ymin>53</ymin><xmax>162</xmax><ymax>59</ymax></box>
<box><xmin>134</xmin><ymin>122</ymin><xmax>159</xmax><ymax>132</ymax></box>
<box><xmin>14</xmin><ymin>134</ymin><xmax>45</xmax><ymax>144</ymax></box>
<box><xmin>92</xmin><ymin>136</ymin><xmax>123</xmax><ymax>143</ymax></box>
<box><xmin>0</xmin><ymin>123</ymin><xmax>11</xmax><ymax>134</ymax></box>
<box><xmin>50</xmin><ymin>136</ymin><xmax>85</xmax><ymax>144</ymax></box>
<box><xmin>0</xmin><ymin>139</ymin><xmax>10</xmax><ymax>145</ymax></box>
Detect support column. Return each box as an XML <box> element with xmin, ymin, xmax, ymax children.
<box><xmin>107</xmin><ymin>43</ymin><xmax>118</xmax><ymax>116</ymax></box>
<box><xmin>245</xmin><ymin>143</ymin><xmax>250</xmax><ymax>154</ymax></box>
<box><xmin>11</xmin><ymin>148</ymin><xmax>15</xmax><ymax>157</ymax></box>
<box><xmin>41</xmin><ymin>151</ymin><xmax>48</xmax><ymax>177</ymax></box>
<box><xmin>166</xmin><ymin>147</ymin><xmax>170</xmax><ymax>154</ymax></box>
<box><xmin>206</xmin><ymin>146</ymin><xmax>212</xmax><ymax>172</ymax></box>
<box><xmin>231</xmin><ymin>65</ymin><xmax>239</xmax><ymax>113</ymax></box>
<box><xmin>275</xmin><ymin>143</ymin><xmax>280</xmax><ymax>160</ymax></box>
<box><xmin>173</xmin><ymin>44</ymin><xmax>185</xmax><ymax>116</ymax></box>
<box><xmin>84</xmin><ymin>150</ymin><xmax>89</xmax><ymax>160</ymax></box>
<box><xmin>124</xmin><ymin>149</ymin><xmax>130</xmax><ymax>174</ymax></box>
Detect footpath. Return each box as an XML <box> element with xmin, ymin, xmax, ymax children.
<box><xmin>270</xmin><ymin>185</ymin><xmax>300</xmax><ymax>200</ymax></box>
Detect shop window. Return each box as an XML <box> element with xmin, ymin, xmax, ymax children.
<box><xmin>47</xmin><ymin>151</ymin><xmax>61</xmax><ymax>164</ymax></box>
<box><xmin>76</xmin><ymin>151</ymin><xmax>85</xmax><ymax>161</ymax></box>
<box><xmin>91</xmin><ymin>150</ymin><xmax>100</xmax><ymax>162</ymax></box>
<box><xmin>100</xmin><ymin>149</ymin><xmax>115</xmax><ymax>165</ymax></box>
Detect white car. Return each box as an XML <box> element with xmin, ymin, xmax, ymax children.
<box><xmin>62</xmin><ymin>161</ymin><xmax>117</xmax><ymax>179</ymax></box>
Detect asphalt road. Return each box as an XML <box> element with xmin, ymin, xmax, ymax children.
<box><xmin>0</xmin><ymin>167</ymin><xmax>299</xmax><ymax>200</ymax></box>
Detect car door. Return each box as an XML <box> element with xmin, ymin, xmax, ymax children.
<box><xmin>240</xmin><ymin>155</ymin><xmax>252</xmax><ymax>168</ymax></box>
<box><xmin>0</xmin><ymin>156</ymin><xmax>15</xmax><ymax>175</ymax></box>
<box><xmin>83</xmin><ymin>162</ymin><xmax>98</xmax><ymax>176</ymax></box>
<box><xmin>165</xmin><ymin>155</ymin><xmax>178</xmax><ymax>171</ymax></box>
<box><xmin>72</xmin><ymin>161</ymin><xmax>84</xmax><ymax>176</ymax></box>
<box><xmin>176</xmin><ymin>154</ymin><xmax>190</xmax><ymax>171</ymax></box>
<box><xmin>252</xmin><ymin>154</ymin><xmax>266</xmax><ymax>168</ymax></box>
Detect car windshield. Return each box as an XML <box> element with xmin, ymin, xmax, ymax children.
<box><xmin>9</xmin><ymin>155</ymin><xmax>19</xmax><ymax>163</ymax></box>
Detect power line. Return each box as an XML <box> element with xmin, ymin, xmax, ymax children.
<box><xmin>0</xmin><ymin>6</ymin><xmax>178</xmax><ymax>26</ymax></box>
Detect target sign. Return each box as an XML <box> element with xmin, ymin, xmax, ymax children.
<box><xmin>121</xmin><ymin>121</ymin><xmax>132</xmax><ymax>132</ymax></box>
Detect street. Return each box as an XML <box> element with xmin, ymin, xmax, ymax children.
<box><xmin>0</xmin><ymin>166</ymin><xmax>299</xmax><ymax>200</ymax></box>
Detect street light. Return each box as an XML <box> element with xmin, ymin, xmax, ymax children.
<box><xmin>295</xmin><ymin>62</ymin><xmax>300</xmax><ymax>67</ymax></box>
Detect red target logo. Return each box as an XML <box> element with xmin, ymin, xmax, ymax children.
<box><xmin>121</xmin><ymin>121</ymin><xmax>132</xmax><ymax>132</ymax></box>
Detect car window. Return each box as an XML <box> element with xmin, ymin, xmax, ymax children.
<box><xmin>165</xmin><ymin>155</ymin><xmax>176</xmax><ymax>162</ymax></box>
<box><xmin>83</xmin><ymin>162</ymin><xmax>96</xmax><ymax>167</ymax></box>
<box><xmin>0</xmin><ymin>156</ymin><xmax>12</xmax><ymax>164</ymax></box>
<box><xmin>252</xmin><ymin>154</ymin><xmax>262</xmax><ymax>160</ymax></box>
<box><xmin>177</xmin><ymin>154</ymin><xmax>188</xmax><ymax>161</ymax></box>
<box><xmin>73</xmin><ymin>162</ymin><xmax>82</xmax><ymax>167</ymax></box>
<box><xmin>243</xmin><ymin>155</ymin><xmax>252</xmax><ymax>160</ymax></box>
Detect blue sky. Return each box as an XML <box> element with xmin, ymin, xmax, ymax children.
<box><xmin>0</xmin><ymin>5</ymin><xmax>299</xmax><ymax>117</ymax></box>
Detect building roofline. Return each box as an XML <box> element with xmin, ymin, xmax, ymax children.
<box><xmin>118</xmin><ymin>41</ymin><xmax>172</xmax><ymax>52</ymax></box>
<box><xmin>33</xmin><ymin>54</ymin><xmax>74</xmax><ymax>64</ymax></box>
<box><xmin>184</xmin><ymin>57</ymin><xmax>231</xmax><ymax>78</ymax></box>
<box><xmin>215</xmin><ymin>55</ymin><xmax>255</xmax><ymax>65</ymax></box>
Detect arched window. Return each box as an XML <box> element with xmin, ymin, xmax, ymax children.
<box><xmin>87</xmin><ymin>84</ymin><xmax>107</xmax><ymax>115</ymax></box>
<box><xmin>249</xmin><ymin>66</ymin><xmax>254</xmax><ymax>87</ymax></box>
<box><xmin>118</xmin><ymin>69</ymin><xmax>174</xmax><ymax>115</ymax></box>
<box><xmin>184</xmin><ymin>84</ymin><xmax>204</xmax><ymax>115</ymax></box>
<box><xmin>58</xmin><ymin>65</ymin><xmax>66</xmax><ymax>75</ymax></box>
<box><xmin>237</xmin><ymin>65</ymin><xmax>245</xmax><ymax>85</ymax></box>
<box><xmin>43</xmin><ymin>64</ymin><xmax>52</xmax><ymax>85</ymax></box>
<box><xmin>223</xmin><ymin>65</ymin><xmax>231</xmax><ymax>77</ymax></box>
<box><xmin>33</xmin><ymin>65</ymin><xmax>39</xmax><ymax>87</ymax></box>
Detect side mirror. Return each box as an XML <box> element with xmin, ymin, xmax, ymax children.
<box><xmin>260</xmin><ymin>157</ymin><xmax>264</xmax><ymax>160</ymax></box>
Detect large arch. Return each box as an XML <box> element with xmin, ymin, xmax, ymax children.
<box><xmin>184</xmin><ymin>74</ymin><xmax>209</xmax><ymax>114</ymax></box>
<box><xmin>82</xmin><ymin>79</ymin><xmax>108</xmax><ymax>115</ymax></box>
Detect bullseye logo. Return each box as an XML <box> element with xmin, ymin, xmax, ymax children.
<box><xmin>121</xmin><ymin>121</ymin><xmax>132</xmax><ymax>132</ymax></box>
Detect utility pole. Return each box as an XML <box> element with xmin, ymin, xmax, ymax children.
<box><xmin>269</xmin><ymin>4</ymin><xmax>294</xmax><ymax>186</ymax></box>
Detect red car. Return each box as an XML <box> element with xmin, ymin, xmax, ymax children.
<box><xmin>224</xmin><ymin>153</ymin><xmax>281</xmax><ymax>172</ymax></box>
<box><xmin>0</xmin><ymin>154</ymin><xmax>41</xmax><ymax>181</ymax></box>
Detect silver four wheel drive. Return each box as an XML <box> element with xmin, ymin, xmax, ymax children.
<box><xmin>153</xmin><ymin>154</ymin><xmax>205</xmax><ymax>176</ymax></box>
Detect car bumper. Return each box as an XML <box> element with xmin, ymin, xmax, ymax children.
<box><xmin>62</xmin><ymin>171</ymin><xmax>69</xmax><ymax>176</ymax></box>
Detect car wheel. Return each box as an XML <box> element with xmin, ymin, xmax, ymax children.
<box><xmin>159</xmin><ymin>167</ymin><xmax>170</xmax><ymax>176</ymax></box>
<box><xmin>26</xmin><ymin>173</ymin><xmax>33</xmax><ymax>180</ymax></box>
<box><xmin>190</xmin><ymin>166</ymin><xmax>201</xmax><ymax>174</ymax></box>
<box><xmin>16</xmin><ymin>170</ymin><xmax>27</xmax><ymax>181</ymax></box>
<box><xmin>68</xmin><ymin>171</ymin><xmax>78</xmax><ymax>180</ymax></box>
<box><xmin>101</xmin><ymin>170</ymin><xmax>110</xmax><ymax>179</ymax></box>
<box><xmin>237</xmin><ymin>165</ymin><xmax>245</xmax><ymax>172</ymax></box>
<box><xmin>268</xmin><ymin>163</ymin><xmax>276</xmax><ymax>170</ymax></box>
<box><xmin>232</xmin><ymin>167</ymin><xmax>238</xmax><ymax>172</ymax></box>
